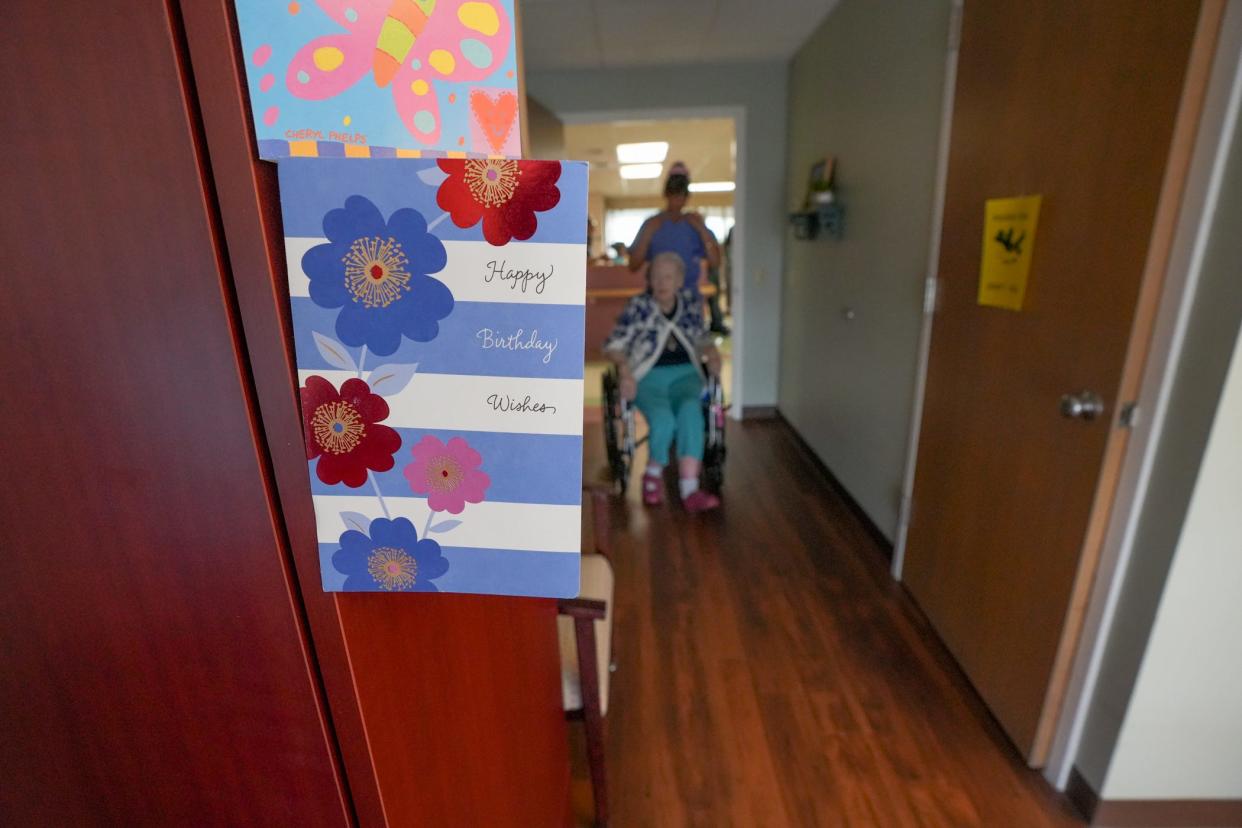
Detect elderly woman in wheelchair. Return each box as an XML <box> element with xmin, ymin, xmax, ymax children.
<box><xmin>603</xmin><ymin>252</ymin><xmax>723</xmax><ymax>512</ymax></box>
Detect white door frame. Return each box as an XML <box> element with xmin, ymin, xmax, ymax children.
<box><xmin>558</xmin><ymin>105</ymin><xmax>749</xmax><ymax>418</ymax></box>
<box><xmin>891</xmin><ymin>0</ymin><xmax>962</xmax><ymax>578</ymax></box>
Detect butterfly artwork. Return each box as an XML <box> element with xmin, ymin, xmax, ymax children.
<box><xmin>234</xmin><ymin>0</ymin><xmax>522</xmax><ymax>159</ymax></box>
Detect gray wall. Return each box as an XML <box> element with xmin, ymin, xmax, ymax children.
<box><xmin>778</xmin><ymin>0</ymin><xmax>952</xmax><ymax>537</ymax></box>
<box><xmin>1073</xmin><ymin>94</ymin><xmax>1242</xmax><ymax>792</ymax></box>
<box><xmin>527</xmin><ymin>62</ymin><xmax>789</xmax><ymax>408</ymax></box>
<box><xmin>525</xmin><ymin>94</ymin><xmax>565</xmax><ymax>159</ymax></box>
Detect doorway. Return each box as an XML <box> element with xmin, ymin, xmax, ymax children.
<box><xmin>564</xmin><ymin>115</ymin><xmax>739</xmax><ymax>429</ymax></box>
<box><xmin>549</xmin><ymin>107</ymin><xmax>748</xmax><ymax>422</ymax></box>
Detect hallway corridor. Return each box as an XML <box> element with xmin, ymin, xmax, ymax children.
<box><xmin>578</xmin><ymin>418</ymin><xmax>1084</xmax><ymax>827</ymax></box>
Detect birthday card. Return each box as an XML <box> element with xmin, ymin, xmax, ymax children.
<box><xmin>280</xmin><ymin>157</ymin><xmax>586</xmax><ymax>596</ymax></box>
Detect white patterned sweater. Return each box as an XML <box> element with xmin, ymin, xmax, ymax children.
<box><xmin>602</xmin><ymin>290</ymin><xmax>711</xmax><ymax>382</ymax></box>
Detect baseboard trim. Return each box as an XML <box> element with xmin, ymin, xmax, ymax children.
<box><xmin>1065</xmin><ymin>768</ymin><xmax>1242</xmax><ymax>827</ymax></box>
<box><xmin>774</xmin><ymin>410</ymin><xmax>894</xmax><ymax>557</ymax></box>
<box><xmin>1093</xmin><ymin>798</ymin><xmax>1242</xmax><ymax>827</ymax></box>
<box><xmin>1066</xmin><ymin>766</ymin><xmax>1100</xmax><ymax>821</ymax></box>
<box><xmin>740</xmin><ymin>405</ymin><xmax>778</xmax><ymax>420</ymax></box>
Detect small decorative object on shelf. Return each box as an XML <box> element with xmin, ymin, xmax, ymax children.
<box><xmin>803</xmin><ymin>156</ymin><xmax>836</xmax><ymax>210</ymax></box>
<box><xmin>790</xmin><ymin>155</ymin><xmax>844</xmax><ymax>240</ymax></box>
<box><xmin>816</xmin><ymin>203</ymin><xmax>845</xmax><ymax>239</ymax></box>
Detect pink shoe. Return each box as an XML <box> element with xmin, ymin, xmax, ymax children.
<box><xmin>642</xmin><ymin>472</ymin><xmax>664</xmax><ymax>506</ymax></box>
<box><xmin>682</xmin><ymin>490</ymin><xmax>720</xmax><ymax>513</ymax></box>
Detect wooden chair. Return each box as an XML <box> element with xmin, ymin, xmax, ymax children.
<box><xmin>558</xmin><ymin>486</ymin><xmax>614</xmax><ymax>827</ymax></box>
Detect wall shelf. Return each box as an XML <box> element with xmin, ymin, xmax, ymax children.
<box><xmin>789</xmin><ymin>202</ymin><xmax>845</xmax><ymax>240</ymax></box>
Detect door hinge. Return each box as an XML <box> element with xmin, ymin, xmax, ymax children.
<box><xmin>923</xmin><ymin>276</ymin><xmax>939</xmax><ymax>315</ymax></box>
<box><xmin>1119</xmin><ymin>401</ymin><xmax>1140</xmax><ymax>429</ymax></box>
<box><xmin>948</xmin><ymin>0</ymin><xmax>964</xmax><ymax>52</ymax></box>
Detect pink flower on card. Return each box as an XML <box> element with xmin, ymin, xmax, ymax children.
<box><xmin>403</xmin><ymin>435</ymin><xmax>491</xmax><ymax>514</ymax></box>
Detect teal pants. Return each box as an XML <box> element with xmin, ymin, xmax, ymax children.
<box><xmin>635</xmin><ymin>363</ymin><xmax>704</xmax><ymax>465</ymax></box>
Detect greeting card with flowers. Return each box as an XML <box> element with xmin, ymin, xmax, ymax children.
<box><xmin>280</xmin><ymin>156</ymin><xmax>587</xmax><ymax>597</ymax></box>
<box><xmin>235</xmin><ymin>0</ymin><xmax>523</xmax><ymax>159</ymax></box>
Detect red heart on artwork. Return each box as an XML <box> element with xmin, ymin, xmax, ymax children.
<box><xmin>470</xmin><ymin>90</ymin><xmax>518</xmax><ymax>154</ymax></box>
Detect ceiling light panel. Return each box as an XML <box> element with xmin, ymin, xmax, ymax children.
<box><xmin>618</xmin><ymin>163</ymin><xmax>665</xmax><ymax>180</ymax></box>
<box><xmin>616</xmin><ymin>142</ymin><xmax>669</xmax><ymax>164</ymax></box>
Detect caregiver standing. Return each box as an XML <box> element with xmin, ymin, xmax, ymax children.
<box><xmin>604</xmin><ymin>252</ymin><xmax>722</xmax><ymax>513</ymax></box>
<box><xmin>628</xmin><ymin>162</ymin><xmax>721</xmax><ymax>297</ymax></box>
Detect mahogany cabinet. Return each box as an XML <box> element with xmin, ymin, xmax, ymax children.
<box><xmin>1</xmin><ymin>2</ymin><xmax>571</xmax><ymax>824</ymax></box>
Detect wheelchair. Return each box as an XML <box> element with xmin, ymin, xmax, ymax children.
<box><xmin>601</xmin><ymin>363</ymin><xmax>727</xmax><ymax>495</ymax></box>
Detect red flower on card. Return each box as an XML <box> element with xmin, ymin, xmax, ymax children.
<box><xmin>300</xmin><ymin>375</ymin><xmax>401</xmax><ymax>488</ymax></box>
<box><xmin>436</xmin><ymin>159</ymin><xmax>562</xmax><ymax>246</ymax></box>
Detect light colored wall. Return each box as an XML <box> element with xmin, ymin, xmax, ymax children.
<box><xmin>1102</xmin><ymin>321</ymin><xmax>1242</xmax><ymax>799</ymax></box>
<box><xmin>527</xmin><ymin>62</ymin><xmax>789</xmax><ymax>408</ymax></box>
<box><xmin>778</xmin><ymin>0</ymin><xmax>952</xmax><ymax>537</ymax></box>
<box><xmin>1074</xmin><ymin>71</ymin><xmax>1242</xmax><ymax>794</ymax></box>
<box><xmin>525</xmin><ymin>94</ymin><xmax>564</xmax><ymax>159</ymax></box>
<box><xmin>605</xmin><ymin>194</ymin><xmax>734</xmax><ymax>210</ymax></box>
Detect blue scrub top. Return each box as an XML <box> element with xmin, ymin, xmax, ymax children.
<box><xmin>636</xmin><ymin>216</ymin><xmax>707</xmax><ymax>293</ymax></box>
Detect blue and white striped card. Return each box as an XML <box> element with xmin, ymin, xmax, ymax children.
<box><xmin>279</xmin><ymin>157</ymin><xmax>586</xmax><ymax>597</ymax></box>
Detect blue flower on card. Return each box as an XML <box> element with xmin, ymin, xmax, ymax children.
<box><xmin>304</xmin><ymin>195</ymin><xmax>453</xmax><ymax>357</ymax></box>
<box><xmin>332</xmin><ymin>517</ymin><xmax>449</xmax><ymax>592</ymax></box>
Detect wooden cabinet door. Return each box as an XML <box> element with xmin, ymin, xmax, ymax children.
<box><xmin>177</xmin><ymin>3</ymin><xmax>574</xmax><ymax>825</ymax></box>
<box><xmin>904</xmin><ymin>0</ymin><xmax>1204</xmax><ymax>762</ymax></box>
<box><xmin>0</xmin><ymin>3</ymin><xmax>350</xmax><ymax>823</ymax></box>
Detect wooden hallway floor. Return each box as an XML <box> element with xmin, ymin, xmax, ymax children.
<box><xmin>574</xmin><ymin>417</ymin><xmax>1084</xmax><ymax>827</ymax></box>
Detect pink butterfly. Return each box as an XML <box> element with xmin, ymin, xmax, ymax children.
<box><xmin>285</xmin><ymin>1</ymin><xmax>512</xmax><ymax>146</ymax></box>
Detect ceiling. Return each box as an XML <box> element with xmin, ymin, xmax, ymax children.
<box><xmin>563</xmin><ymin>118</ymin><xmax>736</xmax><ymax>199</ymax></box>
<box><xmin>520</xmin><ymin>0</ymin><xmax>840</xmax><ymax>71</ymax></box>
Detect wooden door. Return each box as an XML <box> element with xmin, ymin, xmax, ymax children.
<box><xmin>0</xmin><ymin>2</ymin><xmax>350</xmax><ymax>824</ymax></box>
<box><xmin>904</xmin><ymin>0</ymin><xmax>1204</xmax><ymax>762</ymax></box>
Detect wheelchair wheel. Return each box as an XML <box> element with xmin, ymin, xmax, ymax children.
<box><xmin>703</xmin><ymin>442</ymin><xmax>725</xmax><ymax>494</ymax></box>
<box><xmin>602</xmin><ymin>369</ymin><xmax>630</xmax><ymax>494</ymax></box>
<box><xmin>701</xmin><ymin>374</ymin><xmax>726</xmax><ymax>494</ymax></box>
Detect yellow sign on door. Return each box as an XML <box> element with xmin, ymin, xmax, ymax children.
<box><xmin>978</xmin><ymin>195</ymin><xmax>1041</xmax><ymax>311</ymax></box>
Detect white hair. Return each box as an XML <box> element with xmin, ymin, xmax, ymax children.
<box><xmin>650</xmin><ymin>251</ymin><xmax>685</xmax><ymax>284</ymax></box>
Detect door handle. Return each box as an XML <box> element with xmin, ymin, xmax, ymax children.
<box><xmin>1060</xmin><ymin>390</ymin><xmax>1106</xmax><ymax>421</ymax></box>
